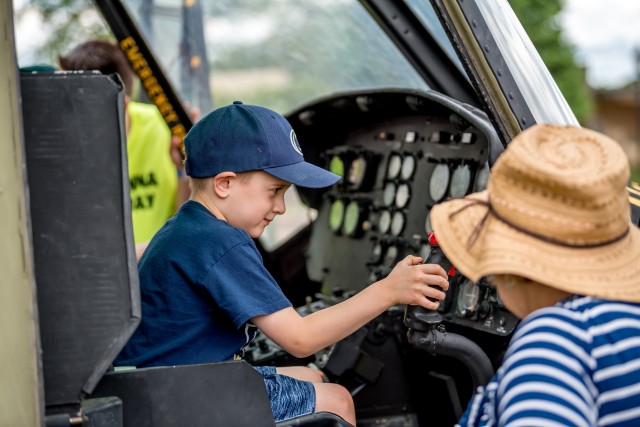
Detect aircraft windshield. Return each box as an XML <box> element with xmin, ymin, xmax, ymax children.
<box><xmin>123</xmin><ymin>0</ymin><xmax>432</xmax><ymax>116</ymax></box>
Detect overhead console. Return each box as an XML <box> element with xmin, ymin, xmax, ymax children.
<box><xmin>288</xmin><ymin>89</ymin><xmax>517</xmax><ymax>337</ymax></box>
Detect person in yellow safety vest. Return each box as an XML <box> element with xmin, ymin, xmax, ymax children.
<box><xmin>59</xmin><ymin>40</ymin><xmax>190</xmax><ymax>258</ymax></box>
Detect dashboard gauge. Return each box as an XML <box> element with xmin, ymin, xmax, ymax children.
<box><xmin>383</xmin><ymin>182</ymin><xmax>396</xmax><ymax>207</ymax></box>
<box><xmin>461</xmin><ymin>132</ymin><xmax>475</xmax><ymax>144</ymax></box>
<box><xmin>429</xmin><ymin>164</ymin><xmax>450</xmax><ymax>203</ymax></box>
<box><xmin>456</xmin><ymin>279</ymin><xmax>481</xmax><ymax>317</ymax></box>
<box><xmin>386</xmin><ymin>154</ymin><xmax>402</xmax><ymax>180</ymax></box>
<box><xmin>449</xmin><ymin>164</ymin><xmax>472</xmax><ymax>198</ymax></box>
<box><xmin>405</xmin><ymin>131</ymin><xmax>417</xmax><ymax>143</ymax></box>
<box><xmin>395</xmin><ymin>183</ymin><xmax>411</xmax><ymax>209</ymax></box>
<box><xmin>390</xmin><ymin>211</ymin><xmax>405</xmax><ymax>236</ymax></box>
<box><xmin>383</xmin><ymin>245</ymin><xmax>398</xmax><ymax>268</ymax></box>
<box><xmin>329</xmin><ymin>155</ymin><xmax>345</xmax><ymax>182</ymax></box>
<box><xmin>328</xmin><ymin>199</ymin><xmax>345</xmax><ymax>233</ymax></box>
<box><xmin>400</xmin><ymin>154</ymin><xmax>416</xmax><ymax>180</ymax></box>
<box><xmin>378</xmin><ymin>210</ymin><xmax>391</xmax><ymax>234</ymax></box>
<box><xmin>342</xmin><ymin>201</ymin><xmax>363</xmax><ymax>237</ymax></box>
<box><xmin>424</xmin><ymin>211</ymin><xmax>433</xmax><ymax>234</ymax></box>
<box><xmin>474</xmin><ymin>161</ymin><xmax>490</xmax><ymax>192</ymax></box>
<box><xmin>347</xmin><ymin>156</ymin><xmax>367</xmax><ymax>189</ymax></box>
<box><xmin>370</xmin><ymin>242</ymin><xmax>383</xmax><ymax>264</ymax></box>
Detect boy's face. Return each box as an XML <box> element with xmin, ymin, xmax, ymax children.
<box><xmin>224</xmin><ymin>171</ymin><xmax>291</xmax><ymax>238</ymax></box>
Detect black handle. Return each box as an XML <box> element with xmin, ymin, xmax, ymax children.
<box><xmin>404</xmin><ymin>233</ymin><xmax>453</xmax><ymax>330</ymax></box>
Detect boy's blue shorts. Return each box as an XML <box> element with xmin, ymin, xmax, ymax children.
<box><xmin>253</xmin><ymin>366</ymin><xmax>316</xmax><ymax>422</ymax></box>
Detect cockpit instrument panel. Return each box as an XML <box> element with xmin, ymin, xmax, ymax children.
<box><xmin>289</xmin><ymin>89</ymin><xmax>514</xmax><ymax>336</ymax></box>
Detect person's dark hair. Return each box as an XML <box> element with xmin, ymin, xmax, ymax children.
<box><xmin>59</xmin><ymin>39</ymin><xmax>134</xmax><ymax>96</ymax></box>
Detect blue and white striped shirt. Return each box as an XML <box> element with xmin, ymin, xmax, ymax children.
<box><xmin>458</xmin><ymin>296</ymin><xmax>640</xmax><ymax>427</ymax></box>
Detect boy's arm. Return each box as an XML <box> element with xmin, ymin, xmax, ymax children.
<box><xmin>252</xmin><ymin>255</ymin><xmax>448</xmax><ymax>358</ymax></box>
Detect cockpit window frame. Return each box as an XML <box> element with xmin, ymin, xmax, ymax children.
<box><xmin>429</xmin><ymin>0</ymin><xmax>578</xmax><ymax>145</ymax></box>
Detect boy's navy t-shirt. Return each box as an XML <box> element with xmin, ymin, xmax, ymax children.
<box><xmin>116</xmin><ymin>200</ymin><xmax>292</xmax><ymax>368</ymax></box>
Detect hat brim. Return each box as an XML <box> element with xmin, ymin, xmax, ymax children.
<box><xmin>431</xmin><ymin>190</ymin><xmax>640</xmax><ymax>302</ymax></box>
<box><xmin>264</xmin><ymin>161</ymin><xmax>340</xmax><ymax>189</ymax></box>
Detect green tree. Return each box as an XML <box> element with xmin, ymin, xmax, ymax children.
<box><xmin>509</xmin><ymin>0</ymin><xmax>593</xmax><ymax>123</ymax></box>
<box><xmin>18</xmin><ymin>0</ymin><xmax>111</xmax><ymax>66</ymax></box>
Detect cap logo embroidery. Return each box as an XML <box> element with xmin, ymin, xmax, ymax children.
<box><xmin>290</xmin><ymin>130</ymin><xmax>303</xmax><ymax>156</ymax></box>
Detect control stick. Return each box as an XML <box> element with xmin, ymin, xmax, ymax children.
<box><xmin>404</xmin><ymin>232</ymin><xmax>453</xmax><ymax>330</ymax></box>
<box><xmin>403</xmin><ymin>232</ymin><xmax>494</xmax><ymax>390</ymax></box>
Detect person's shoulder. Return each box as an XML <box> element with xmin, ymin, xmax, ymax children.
<box><xmin>502</xmin><ymin>298</ymin><xmax>598</xmax><ymax>378</ymax></box>
<box><xmin>141</xmin><ymin>202</ymin><xmax>255</xmax><ymax>264</ymax></box>
<box><xmin>511</xmin><ymin>296</ymin><xmax>593</xmax><ymax>343</ymax></box>
<box><xmin>554</xmin><ymin>295</ymin><xmax>640</xmax><ymax>320</ymax></box>
<box><xmin>179</xmin><ymin>201</ymin><xmax>253</xmax><ymax>244</ymax></box>
<box><xmin>514</xmin><ymin>296</ymin><xmax>640</xmax><ymax>345</ymax></box>
<box><xmin>523</xmin><ymin>295</ymin><xmax>587</xmax><ymax>320</ymax></box>
<box><xmin>128</xmin><ymin>101</ymin><xmax>168</xmax><ymax>127</ymax></box>
<box><xmin>128</xmin><ymin>100</ymin><xmax>160</xmax><ymax>115</ymax></box>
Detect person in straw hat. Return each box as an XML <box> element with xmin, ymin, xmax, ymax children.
<box><xmin>430</xmin><ymin>124</ymin><xmax>640</xmax><ymax>427</ymax></box>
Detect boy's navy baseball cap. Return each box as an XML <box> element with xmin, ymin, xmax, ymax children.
<box><xmin>184</xmin><ymin>101</ymin><xmax>340</xmax><ymax>188</ymax></box>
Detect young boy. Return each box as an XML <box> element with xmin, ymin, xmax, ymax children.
<box><xmin>115</xmin><ymin>101</ymin><xmax>449</xmax><ymax>425</ymax></box>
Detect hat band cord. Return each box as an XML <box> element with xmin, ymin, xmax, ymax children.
<box><xmin>449</xmin><ymin>198</ymin><xmax>630</xmax><ymax>250</ymax></box>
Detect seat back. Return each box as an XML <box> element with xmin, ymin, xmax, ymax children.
<box><xmin>21</xmin><ymin>71</ymin><xmax>140</xmax><ymax>408</ymax></box>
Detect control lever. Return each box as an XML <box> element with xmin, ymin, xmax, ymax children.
<box><xmin>403</xmin><ymin>232</ymin><xmax>494</xmax><ymax>390</ymax></box>
<box><xmin>403</xmin><ymin>232</ymin><xmax>454</xmax><ymax>331</ymax></box>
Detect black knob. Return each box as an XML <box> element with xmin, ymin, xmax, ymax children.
<box><xmin>478</xmin><ymin>301</ymin><xmax>491</xmax><ymax>319</ymax></box>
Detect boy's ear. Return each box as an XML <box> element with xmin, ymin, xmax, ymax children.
<box><xmin>212</xmin><ymin>172</ymin><xmax>237</xmax><ymax>198</ymax></box>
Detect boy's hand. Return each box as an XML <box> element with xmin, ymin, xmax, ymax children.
<box><xmin>384</xmin><ymin>255</ymin><xmax>449</xmax><ymax>309</ymax></box>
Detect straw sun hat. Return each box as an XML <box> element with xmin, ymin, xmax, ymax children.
<box><xmin>430</xmin><ymin>124</ymin><xmax>640</xmax><ymax>302</ymax></box>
